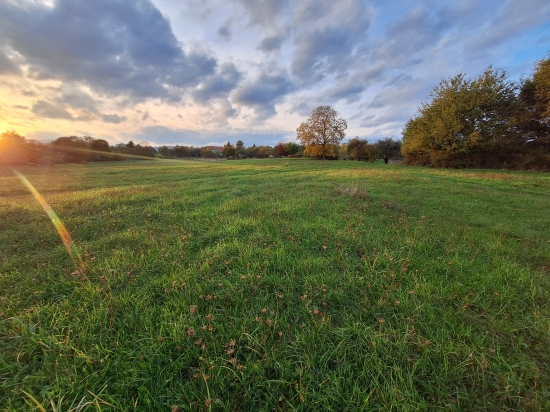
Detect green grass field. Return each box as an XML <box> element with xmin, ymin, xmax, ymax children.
<box><xmin>1</xmin><ymin>159</ymin><xmax>549</xmax><ymax>411</ymax></box>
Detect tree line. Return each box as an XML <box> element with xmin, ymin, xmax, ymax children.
<box><xmin>0</xmin><ymin>129</ymin><xmax>403</xmax><ymax>166</ymax></box>
<box><xmin>401</xmin><ymin>54</ymin><xmax>550</xmax><ymax>169</ymax></box>
<box><xmin>0</xmin><ymin>133</ymin><xmax>309</xmax><ymax>165</ymax></box>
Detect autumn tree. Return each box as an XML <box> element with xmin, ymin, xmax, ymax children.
<box><xmin>347</xmin><ymin>137</ymin><xmax>368</xmax><ymax>160</ymax></box>
<box><xmin>296</xmin><ymin>106</ymin><xmax>347</xmax><ymax>160</ymax></box>
<box><xmin>402</xmin><ymin>67</ymin><xmax>520</xmax><ymax>168</ymax></box>
<box><xmin>518</xmin><ymin>54</ymin><xmax>550</xmax><ymax>166</ymax></box>
<box><xmin>274</xmin><ymin>142</ymin><xmax>288</xmax><ymax>157</ymax></box>
<box><xmin>223</xmin><ymin>141</ymin><xmax>236</xmax><ymax>157</ymax></box>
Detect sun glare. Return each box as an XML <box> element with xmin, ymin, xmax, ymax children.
<box><xmin>13</xmin><ymin>168</ymin><xmax>83</xmax><ymax>269</ymax></box>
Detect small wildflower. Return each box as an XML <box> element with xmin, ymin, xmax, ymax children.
<box><xmin>229</xmin><ymin>357</ymin><xmax>236</xmax><ymax>364</ymax></box>
<box><xmin>229</xmin><ymin>339</ymin><xmax>236</xmax><ymax>347</ymax></box>
<box><xmin>378</xmin><ymin>318</ymin><xmax>385</xmax><ymax>323</ymax></box>
<box><xmin>187</xmin><ymin>328</ymin><xmax>195</xmax><ymax>336</ymax></box>
<box><xmin>157</xmin><ymin>336</ymin><xmax>164</xmax><ymax>343</ymax></box>
<box><xmin>206</xmin><ymin>295</ymin><xmax>212</xmax><ymax>301</ymax></box>
<box><xmin>226</xmin><ymin>348</ymin><xmax>235</xmax><ymax>355</ymax></box>
<box><xmin>205</xmin><ymin>314</ymin><xmax>214</xmax><ymax>321</ymax></box>
<box><xmin>190</xmin><ymin>305</ymin><xmax>198</xmax><ymax>314</ymax></box>
<box><xmin>261</xmin><ymin>308</ymin><xmax>267</xmax><ymax>314</ymax></box>
<box><xmin>194</xmin><ymin>340</ymin><xmax>202</xmax><ymax>346</ymax></box>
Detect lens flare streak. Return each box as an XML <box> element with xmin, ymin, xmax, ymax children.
<box><xmin>13</xmin><ymin>169</ymin><xmax>79</xmax><ymax>261</ymax></box>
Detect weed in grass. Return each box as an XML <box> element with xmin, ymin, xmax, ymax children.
<box><xmin>332</xmin><ymin>180</ymin><xmax>369</xmax><ymax>200</ymax></box>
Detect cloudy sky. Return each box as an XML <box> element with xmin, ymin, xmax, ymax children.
<box><xmin>1</xmin><ymin>0</ymin><xmax>549</xmax><ymax>147</ymax></box>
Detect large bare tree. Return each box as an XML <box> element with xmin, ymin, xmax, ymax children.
<box><xmin>296</xmin><ymin>106</ymin><xmax>347</xmax><ymax>160</ymax></box>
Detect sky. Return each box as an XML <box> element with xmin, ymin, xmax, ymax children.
<box><xmin>0</xmin><ymin>0</ymin><xmax>549</xmax><ymax>148</ymax></box>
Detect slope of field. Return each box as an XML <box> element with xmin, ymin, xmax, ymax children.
<box><xmin>1</xmin><ymin>159</ymin><xmax>549</xmax><ymax>411</ymax></box>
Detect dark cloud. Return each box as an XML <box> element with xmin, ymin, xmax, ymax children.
<box><xmin>257</xmin><ymin>34</ymin><xmax>286</xmax><ymax>52</ymax></box>
<box><xmin>233</xmin><ymin>0</ymin><xmax>290</xmax><ymax>26</ymax></box>
<box><xmin>103</xmin><ymin>114</ymin><xmax>127</xmax><ymax>124</ymax></box>
<box><xmin>289</xmin><ymin>101</ymin><xmax>314</xmax><ymax>116</ymax></box>
<box><xmin>31</xmin><ymin>100</ymin><xmax>73</xmax><ymax>120</ymax></box>
<box><xmin>290</xmin><ymin>0</ymin><xmax>371</xmax><ymax>81</ymax></box>
<box><xmin>326</xmin><ymin>82</ymin><xmax>365</xmax><ymax>103</ymax></box>
<box><xmin>193</xmin><ymin>62</ymin><xmax>242</xmax><ymax>103</ymax></box>
<box><xmin>373</xmin><ymin>8</ymin><xmax>448</xmax><ymax>63</ymax></box>
<box><xmin>233</xmin><ymin>70</ymin><xmax>294</xmax><ymax>119</ymax></box>
<box><xmin>27</xmin><ymin>65</ymin><xmax>55</xmax><ymax>80</ymax></box>
<box><xmin>0</xmin><ymin>48</ymin><xmax>21</xmax><ymax>74</ymax></box>
<box><xmin>0</xmin><ymin>0</ymin><xmax>218</xmax><ymax>102</ymax></box>
<box><xmin>217</xmin><ymin>20</ymin><xmax>232</xmax><ymax>41</ymax></box>
<box><xmin>58</xmin><ymin>87</ymin><xmax>99</xmax><ymax>114</ymax></box>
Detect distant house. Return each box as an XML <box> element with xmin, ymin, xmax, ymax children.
<box><xmin>206</xmin><ymin>146</ymin><xmax>224</xmax><ymax>154</ymax></box>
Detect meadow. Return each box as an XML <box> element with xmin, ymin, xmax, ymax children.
<box><xmin>1</xmin><ymin>158</ymin><xmax>549</xmax><ymax>411</ymax></box>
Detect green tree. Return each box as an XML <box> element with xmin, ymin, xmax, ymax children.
<box><xmin>377</xmin><ymin>137</ymin><xmax>401</xmax><ymax>164</ymax></box>
<box><xmin>533</xmin><ymin>54</ymin><xmax>550</xmax><ymax>119</ymax></box>
<box><xmin>402</xmin><ymin>67</ymin><xmax>519</xmax><ymax>167</ymax></box>
<box><xmin>90</xmin><ymin>139</ymin><xmax>110</xmax><ymax>152</ymax></box>
<box><xmin>297</xmin><ymin>106</ymin><xmax>347</xmax><ymax>160</ymax></box>
<box><xmin>284</xmin><ymin>141</ymin><xmax>301</xmax><ymax>156</ymax></box>
<box><xmin>223</xmin><ymin>142</ymin><xmax>236</xmax><ymax>157</ymax></box>
<box><xmin>158</xmin><ymin>145</ymin><xmax>173</xmax><ymax>158</ymax></box>
<box><xmin>518</xmin><ymin>55</ymin><xmax>550</xmax><ymax>166</ymax></box>
<box><xmin>347</xmin><ymin>137</ymin><xmax>368</xmax><ymax>160</ymax></box>
<box><xmin>235</xmin><ymin>140</ymin><xmax>245</xmax><ymax>152</ymax></box>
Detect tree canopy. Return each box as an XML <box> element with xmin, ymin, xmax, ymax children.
<box><xmin>402</xmin><ymin>68</ymin><xmax>523</xmax><ymax>167</ymax></box>
<box><xmin>296</xmin><ymin>106</ymin><xmax>347</xmax><ymax>159</ymax></box>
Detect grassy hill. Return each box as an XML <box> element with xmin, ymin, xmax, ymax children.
<box><xmin>1</xmin><ymin>159</ymin><xmax>549</xmax><ymax>410</ymax></box>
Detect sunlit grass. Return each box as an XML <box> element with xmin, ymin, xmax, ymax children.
<box><xmin>1</xmin><ymin>159</ymin><xmax>549</xmax><ymax>410</ymax></box>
